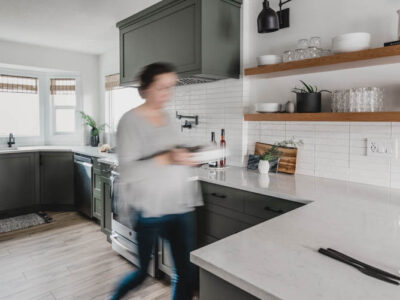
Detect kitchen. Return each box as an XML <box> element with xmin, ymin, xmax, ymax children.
<box><xmin>1</xmin><ymin>0</ymin><xmax>400</xmax><ymax>299</ymax></box>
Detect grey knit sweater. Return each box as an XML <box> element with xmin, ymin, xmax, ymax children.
<box><xmin>117</xmin><ymin>109</ymin><xmax>203</xmax><ymax>218</ymax></box>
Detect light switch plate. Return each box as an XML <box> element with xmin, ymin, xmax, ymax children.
<box><xmin>367</xmin><ymin>138</ymin><xmax>398</xmax><ymax>158</ymax></box>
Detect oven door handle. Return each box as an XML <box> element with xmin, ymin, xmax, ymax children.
<box><xmin>111</xmin><ymin>234</ymin><xmax>137</xmax><ymax>256</ymax></box>
<box><xmin>110</xmin><ymin>174</ymin><xmax>115</xmax><ymax>200</ymax></box>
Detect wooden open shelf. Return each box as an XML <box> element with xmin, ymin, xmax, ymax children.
<box><xmin>245</xmin><ymin>45</ymin><xmax>400</xmax><ymax>77</ymax></box>
<box><xmin>244</xmin><ymin>112</ymin><xmax>400</xmax><ymax>122</ymax></box>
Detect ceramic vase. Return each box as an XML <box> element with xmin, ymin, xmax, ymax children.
<box><xmin>258</xmin><ymin>160</ymin><xmax>270</xmax><ymax>174</ymax></box>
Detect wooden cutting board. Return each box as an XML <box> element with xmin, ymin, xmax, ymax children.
<box><xmin>254</xmin><ymin>142</ymin><xmax>298</xmax><ymax>174</ymax></box>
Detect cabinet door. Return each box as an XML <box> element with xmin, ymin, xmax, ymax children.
<box><xmin>92</xmin><ymin>172</ymin><xmax>103</xmax><ymax>220</ymax></box>
<box><xmin>0</xmin><ymin>153</ymin><xmax>38</xmax><ymax>213</ymax></box>
<box><xmin>159</xmin><ymin>238</ymin><xmax>174</xmax><ymax>276</ymax></box>
<box><xmin>119</xmin><ymin>0</ymin><xmax>201</xmax><ymax>84</ymax></box>
<box><xmin>40</xmin><ymin>152</ymin><xmax>74</xmax><ymax>206</ymax></box>
<box><xmin>102</xmin><ymin>177</ymin><xmax>112</xmax><ymax>236</ymax></box>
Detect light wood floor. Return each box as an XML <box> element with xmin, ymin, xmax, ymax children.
<box><xmin>0</xmin><ymin>211</ymin><xmax>172</xmax><ymax>300</ymax></box>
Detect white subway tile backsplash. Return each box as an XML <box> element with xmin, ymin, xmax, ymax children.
<box><xmin>246</xmin><ymin>120</ymin><xmax>400</xmax><ymax>189</ymax></box>
<box><xmin>169</xmin><ymin>79</ymin><xmax>399</xmax><ymax>189</ymax></box>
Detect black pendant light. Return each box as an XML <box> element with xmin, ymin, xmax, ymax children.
<box><xmin>257</xmin><ymin>0</ymin><xmax>279</xmax><ymax>33</ymax></box>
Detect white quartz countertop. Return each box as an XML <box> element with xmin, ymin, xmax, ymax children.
<box><xmin>0</xmin><ymin>146</ymin><xmax>118</xmax><ymax>164</ymax></box>
<box><xmin>191</xmin><ymin>166</ymin><xmax>400</xmax><ymax>300</ymax></box>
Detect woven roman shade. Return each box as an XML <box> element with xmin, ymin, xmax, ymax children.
<box><xmin>0</xmin><ymin>74</ymin><xmax>38</xmax><ymax>94</ymax></box>
<box><xmin>105</xmin><ymin>74</ymin><xmax>120</xmax><ymax>90</ymax></box>
<box><xmin>50</xmin><ymin>78</ymin><xmax>76</xmax><ymax>95</ymax></box>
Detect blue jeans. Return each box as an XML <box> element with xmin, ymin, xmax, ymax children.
<box><xmin>111</xmin><ymin>211</ymin><xmax>196</xmax><ymax>300</ymax></box>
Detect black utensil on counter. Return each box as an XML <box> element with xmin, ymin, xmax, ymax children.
<box><xmin>318</xmin><ymin>248</ymin><xmax>400</xmax><ymax>286</ymax></box>
<box><xmin>327</xmin><ymin>248</ymin><xmax>400</xmax><ymax>281</ymax></box>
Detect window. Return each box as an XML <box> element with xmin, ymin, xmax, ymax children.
<box><xmin>0</xmin><ymin>74</ymin><xmax>40</xmax><ymax>137</ymax></box>
<box><xmin>105</xmin><ymin>74</ymin><xmax>144</xmax><ymax>132</ymax></box>
<box><xmin>50</xmin><ymin>78</ymin><xmax>77</xmax><ymax>134</ymax></box>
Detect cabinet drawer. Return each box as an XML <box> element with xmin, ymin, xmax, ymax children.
<box><xmin>198</xmin><ymin>209</ymin><xmax>249</xmax><ymax>240</ymax></box>
<box><xmin>244</xmin><ymin>194</ymin><xmax>303</xmax><ymax>221</ymax></box>
<box><xmin>201</xmin><ymin>182</ymin><xmax>244</xmax><ymax>212</ymax></box>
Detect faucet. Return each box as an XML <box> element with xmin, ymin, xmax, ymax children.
<box><xmin>7</xmin><ymin>133</ymin><xmax>15</xmax><ymax>148</ymax></box>
<box><xmin>181</xmin><ymin>120</ymin><xmax>193</xmax><ymax>131</ymax></box>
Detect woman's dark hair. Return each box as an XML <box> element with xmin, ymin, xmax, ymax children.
<box><xmin>138</xmin><ymin>62</ymin><xmax>176</xmax><ymax>91</ymax></box>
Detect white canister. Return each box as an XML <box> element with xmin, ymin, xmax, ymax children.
<box><xmin>258</xmin><ymin>160</ymin><xmax>270</xmax><ymax>174</ymax></box>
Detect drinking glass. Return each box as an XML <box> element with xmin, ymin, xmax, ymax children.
<box><xmin>343</xmin><ymin>89</ymin><xmax>351</xmax><ymax>112</ymax></box>
<box><xmin>306</xmin><ymin>47</ymin><xmax>320</xmax><ymax>59</ymax></box>
<box><xmin>309</xmin><ymin>37</ymin><xmax>322</xmax><ymax>48</ymax></box>
<box><xmin>283</xmin><ymin>50</ymin><xmax>294</xmax><ymax>63</ymax></box>
<box><xmin>321</xmin><ymin>49</ymin><xmax>332</xmax><ymax>57</ymax></box>
<box><xmin>297</xmin><ymin>39</ymin><xmax>309</xmax><ymax>49</ymax></box>
<box><xmin>335</xmin><ymin>90</ymin><xmax>344</xmax><ymax>112</ymax></box>
<box><xmin>295</xmin><ymin>48</ymin><xmax>307</xmax><ymax>61</ymax></box>
<box><xmin>331</xmin><ymin>91</ymin><xmax>339</xmax><ymax>112</ymax></box>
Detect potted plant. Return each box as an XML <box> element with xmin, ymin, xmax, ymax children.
<box><xmin>292</xmin><ymin>80</ymin><xmax>331</xmax><ymax>113</ymax></box>
<box><xmin>259</xmin><ymin>145</ymin><xmax>283</xmax><ymax>174</ymax></box>
<box><xmin>80</xmin><ymin>111</ymin><xmax>108</xmax><ymax>147</ymax></box>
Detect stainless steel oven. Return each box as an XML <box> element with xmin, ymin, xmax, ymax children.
<box><xmin>110</xmin><ymin>170</ymin><xmax>158</xmax><ymax>277</ymax></box>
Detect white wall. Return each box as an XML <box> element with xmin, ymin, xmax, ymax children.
<box><xmin>0</xmin><ymin>39</ymin><xmax>100</xmax><ymax>145</ymax></box>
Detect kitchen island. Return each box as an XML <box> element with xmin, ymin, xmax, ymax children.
<box><xmin>191</xmin><ymin>167</ymin><xmax>400</xmax><ymax>300</ymax></box>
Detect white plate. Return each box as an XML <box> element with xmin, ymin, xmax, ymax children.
<box><xmin>192</xmin><ymin>146</ymin><xmax>226</xmax><ymax>164</ymax></box>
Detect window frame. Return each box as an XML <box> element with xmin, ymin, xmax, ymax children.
<box><xmin>0</xmin><ymin>67</ymin><xmax>44</xmax><ymax>145</ymax></box>
<box><xmin>46</xmin><ymin>73</ymin><xmax>82</xmax><ymax>145</ymax></box>
<box><xmin>0</xmin><ymin>66</ymin><xmax>82</xmax><ymax>146</ymax></box>
<box><xmin>105</xmin><ymin>86</ymin><xmax>144</xmax><ymax>134</ymax></box>
<box><xmin>50</xmin><ymin>78</ymin><xmax>78</xmax><ymax>135</ymax></box>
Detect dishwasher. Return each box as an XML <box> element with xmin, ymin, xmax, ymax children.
<box><xmin>74</xmin><ymin>154</ymin><xmax>93</xmax><ymax>218</ymax></box>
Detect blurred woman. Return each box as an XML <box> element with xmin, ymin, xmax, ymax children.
<box><xmin>111</xmin><ymin>63</ymin><xmax>202</xmax><ymax>300</ymax></box>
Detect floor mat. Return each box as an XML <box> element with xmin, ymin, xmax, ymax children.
<box><xmin>0</xmin><ymin>213</ymin><xmax>48</xmax><ymax>233</ymax></box>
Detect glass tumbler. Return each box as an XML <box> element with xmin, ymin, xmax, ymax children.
<box><xmin>297</xmin><ymin>39</ymin><xmax>309</xmax><ymax>49</ymax></box>
<box><xmin>283</xmin><ymin>50</ymin><xmax>294</xmax><ymax>63</ymax></box>
<box><xmin>309</xmin><ymin>37</ymin><xmax>322</xmax><ymax>48</ymax></box>
<box><xmin>331</xmin><ymin>91</ymin><xmax>339</xmax><ymax>112</ymax></box>
<box><xmin>295</xmin><ymin>48</ymin><xmax>307</xmax><ymax>61</ymax></box>
<box><xmin>306</xmin><ymin>47</ymin><xmax>320</xmax><ymax>59</ymax></box>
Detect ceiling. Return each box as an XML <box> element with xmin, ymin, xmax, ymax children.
<box><xmin>0</xmin><ymin>0</ymin><xmax>160</xmax><ymax>55</ymax></box>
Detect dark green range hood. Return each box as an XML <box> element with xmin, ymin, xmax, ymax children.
<box><xmin>116</xmin><ymin>0</ymin><xmax>242</xmax><ymax>86</ymax></box>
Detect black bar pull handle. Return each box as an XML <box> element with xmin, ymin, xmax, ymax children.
<box><xmin>264</xmin><ymin>206</ymin><xmax>284</xmax><ymax>214</ymax></box>
<box><xmin>211</xmin><ymin>192</ymin><xmax>227</xmax><ymax>199</ymax></box>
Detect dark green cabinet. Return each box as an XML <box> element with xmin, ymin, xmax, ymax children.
<box><xmin>40</xmin><ymin>152</ymin><xmax>74</xmax><ymax>208</ymax></box>
<box><xmin>92</xmin><ymin>171</ymin><xmax>103</xmax><ymax>220</ymax></box>
<box><xmin>0</xmin><ymin>153</ymin><xmax>39</xmax><ymax>216</ymax></box>
<box><xmin>92</xmin><ymin>158</ymin><xmax>112</xmax><ymax>239</ymax></box>
<box><xmin>159</xmin><ymin>181</ymin><xmax>305</xmax><ymax>276</ymax></box>
<box><xmin>117</xmin><ymin>0</ymin><xmax>242</xmax><ymax>85</ymax></box>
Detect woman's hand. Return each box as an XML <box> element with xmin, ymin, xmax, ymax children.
<box><xmin>155</xmin><ymin>149</ymin><xmax>198</xmax><ymax>166</ymax></box>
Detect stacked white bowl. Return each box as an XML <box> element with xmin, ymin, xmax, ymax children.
<box><xmin>256</xmin><ymin>103</ymin><xmax>282</xmax><ymax>113</ymax></box>
<box><xmin>257</xmin><ymin>55</ymin><xmax>282</xmax><ymax>66</ymax></box>
<box><xmin>332</xmin><ymin>32</ymin><xmax>371</xmax><ymax>53</ymax></box>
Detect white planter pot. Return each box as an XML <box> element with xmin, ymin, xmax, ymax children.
<box><xmin>258</xmin><ymin>160</ymin><xmax>270</xmax><ymax>174</ymax></box>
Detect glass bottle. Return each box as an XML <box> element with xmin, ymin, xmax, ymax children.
<box><xmin>208</xmin><ymin>132</ymin><xmax>218</xmax><ymax>168</ymax></box>
<box><xmin>220</xmin><ymin>129</ymin><xmax>226</xmax><ymax>168</ymax></box>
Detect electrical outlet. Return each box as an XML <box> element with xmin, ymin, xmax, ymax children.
<box><xmin>367</xmin><ymin>138</ymin><xmax>398</xmax><ymax>158</ymax></box>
